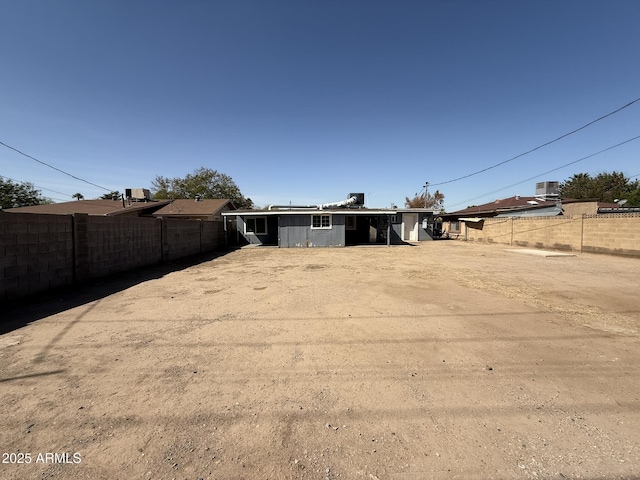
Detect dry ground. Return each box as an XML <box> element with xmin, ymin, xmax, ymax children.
<box><xmin>1</xmin><ymin>241</ymin><xmax>639</xmax><ymax>480</ymax></box>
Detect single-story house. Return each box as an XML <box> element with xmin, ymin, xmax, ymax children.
<box><xmin>223</xmin><ymin>205</ymin><xmax>437</xmax><ymax>247</ymax></box>
<box><xmin>152</xmin><ymin>198</ymin><xmax>236</xmax><ymax>221</ymax></box>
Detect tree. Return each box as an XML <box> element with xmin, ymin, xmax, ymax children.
<box><xmin>72</xmin><ymin>193</ymin><xmax>84</xmax><ymax>201</ymax></box>
<box><xmin>151</xmin><ymin>167</ymin><xmax>253</xmax><ymax>208</ymax></box>
<box><xmin>405</xmin><ymin>189</ymin><xmax>445</xmax><ymax>210</ymax></box>
<box><xmin>0</xmin><ymin>177</ymin><xmax>52</xmax><ymax>209</ymax></box>
<box><xmin>559</xmin><ymin>172</ymin><xmax>640</xmax><ymax>206</ymax></box>
<box><xmin>100</xmin><ymin>191</ymin><xmax>121</xmax><ymax>200</ymax></box>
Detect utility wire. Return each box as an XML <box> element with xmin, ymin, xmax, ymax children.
<box><xmin>45</xmin><ymin>196</ymin><xmax>70</xmax><ymax>203</ymax></box>
<box><xmin>0</xmin><ymin>174</ymin><xmax>73</xmax><ymax>198</ymax></box>
<box><xmin>430</xmin><ymin>96</ymin><xmax>640</xmax><ymax>188</ymax></box>
<box><xmin>0</xmin><ymin>140</ymin><xmax>112</xmax><ymax>191</ymax></box>
<box><xmin>444</xmin><ymin>134</ymin><xmax>640</xmax><ymax>211</ymax></box>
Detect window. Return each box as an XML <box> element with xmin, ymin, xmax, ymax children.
<box><xmin>245</xmin><ymin>217</ymin><xmax>267</xmax><ymax>235</ymax></box>
<box><xmin>311</xmin><ymin>214</ymin><xmax>331</xmax><ymax>229</ymax></box>
<box><xmin>450</xmin><ymin>221</ymin><xmax>460</xmax><ymax>232</ymax></box>
<box><xmin>390</xmin><ymin>215</ymin><xmax>398</xmax><ymax>224</ymax></box>
<box><xmin>345</xmin><ymin>215</ymin><xmax>356</xmax><ymax>230</ymax></box>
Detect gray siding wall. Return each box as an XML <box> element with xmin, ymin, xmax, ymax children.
<box><xmin>237</xmin><ymin>215</ymin><xmax>278</xmax><ymax>245</ymax></box>
<box><xmin>279</xmin><ymin>214</ymin><xmax>346</xmax><ymax>247</ymax></box>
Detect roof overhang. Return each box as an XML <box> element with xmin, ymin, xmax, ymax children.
<box><xmin>223</xmin><ymin>209</ymin><xmax>399</xmax><ymax>216</ymax></box>
<box><xmin>394</xmin><ymin>208</ymin><xmax>437</xmax><ymax>213</ymax></box>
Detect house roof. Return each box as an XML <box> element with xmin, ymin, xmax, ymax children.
<box><xmin>152</xmin><ymin>199</ymin><xmax>235</xmax><ymax>216</ymax></box>
<box><xmin>444</xmin><ymin>196</ymin><xmax>554</xmax><ymax>217</ymax></box>
<box><xmin>224</xmin><ymin>208</ymin><xmax>401</xmax><ymax>216</ymax></box>
<box><xmin>394</xmin><ymin>208</ymin><xmax>437</xmax><ymax>213</ymax></box>
<box><xmin>495</xmin><ymin>204</ymin><xmax>563</xmax><ymax>217</ymax></box>
<box><xmin>444</xmin><ymin>196</ymin><xmax>638</xmax><ymax>219</ymax></box>
<box><xmin>5</xmin><ymin>199</ymin><xmax>170</xmax><ymax>216</ymax></box>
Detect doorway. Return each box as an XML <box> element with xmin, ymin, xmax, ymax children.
<box><xmin>402</xmin><ymin>214</ymin><xmax>418</xmax><ymax>241</ymax></box>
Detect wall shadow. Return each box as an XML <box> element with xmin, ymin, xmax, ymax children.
<box><xmin>0</xmin><ymin>248</ymin><xmax>238</xmax><ymax>335</ymax></box>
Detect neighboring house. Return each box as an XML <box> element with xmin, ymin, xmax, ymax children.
<box><xmin>223</xmin><ymin>201</ymin><xmax>436</xmax><ymax>247</ymax></box>
<box><xmin>440</xmin><ymin>196</ymin><xmax>560</xmax><ymax>237</ymax></box>
<box><xmin>441</xmin><ymin>195</ymin><xmax>639</xmax><ymax>238</ymax></box>
<box><xmin>152</xmin><ymin>198</ymin><xmax>236</xmax><ymax>221</ymax></box>
<box><xmin>4</xmin><ymin>198</ymin><xmax>171</xmax><ymax>217</ymax></box>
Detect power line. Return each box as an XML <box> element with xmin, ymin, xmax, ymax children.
<box><xmin>430</xmin><ymin>96</ymin><xmax>640</xmax><ymax>188</ymax></box>
<box><xmin>0</xmin><ymin>140</ymin><xmax>112</xmax><ymax>191</ymax></box>
<box><xmin>0</xmin><ymin>174</ymin><xmax>73</xmax><ymax>198</ymax></box>
<box><xmin>46</xmin><ymin>196</ymin><xmax>71</xmax><ymax>203</ymax></box>
<box><xmin>444</xmin><ymin>134</ymin><xmax>640</xmax><ymax>210</ymax></box>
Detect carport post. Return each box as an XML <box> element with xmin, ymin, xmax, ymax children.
<box><xmin>387</xmin><ymin>214</ymin><xmax>391</xmax><ymax>247</ymax></box>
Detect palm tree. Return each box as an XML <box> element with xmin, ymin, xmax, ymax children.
<box><xmin>72</xmin><ymin>193</ymin><xmax>84</xmax><ymax>201</ymax></box>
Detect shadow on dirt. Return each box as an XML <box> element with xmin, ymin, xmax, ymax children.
<box><xmin>0</xmin><ymin>248</ymin><xmax>238</xmax><ymax>336</ymax></box>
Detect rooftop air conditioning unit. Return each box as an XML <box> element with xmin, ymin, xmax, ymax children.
<box><xmin>125</xmin><ymin>188</ymin><xmax>151</xmax><ymax>201</ymax></box>
<box><xmin>535</xmin><ymin>181</ymin><xmax>559</xmax><ymax>200</ymax></box>
<box><xmin>535</xmin><ymin>181</ymin><xmax>559</xmax><ymax>196</ymax></box>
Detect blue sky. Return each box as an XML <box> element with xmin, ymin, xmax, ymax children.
<box><xmin>1</xmin><ymin>1</ymin><xmax>639</xmax><ymax>210</ymax></box>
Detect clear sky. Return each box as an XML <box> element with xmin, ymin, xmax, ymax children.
<box><xmin>1</xmin><ymin>0</ymin><xmax>639</xmax><ymax>210</ymax></box>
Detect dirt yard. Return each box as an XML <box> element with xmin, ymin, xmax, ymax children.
<box><xmin>1</xmin><ymin>241</ymin><xmax>639</xmax><ymax>480</ymax></box>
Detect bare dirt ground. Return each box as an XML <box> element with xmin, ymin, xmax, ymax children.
<box><xmin>1</xmin><ymin>241</ymin><xmax>639</xmax><ymax>480</ymax></box>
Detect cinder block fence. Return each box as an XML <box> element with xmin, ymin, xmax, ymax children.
<box><xmin>1</xmin><ymin>213</ymin><xmax>230</xmax><ymax>301</ymax></box>
<box><xmin>463</xmin><ymin>213</ymin><xmax>640</xmax><ymax>257</ymax></box>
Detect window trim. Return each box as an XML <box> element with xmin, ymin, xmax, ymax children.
<box><xmin>245</xmin><ymin>216</ymin><xmax>267</xmax><ymax>235</ymax></box>
<box><xmin>311</xmin><ymin>214</ymin><xmax>332</xmax><ymax>230</ymax></box>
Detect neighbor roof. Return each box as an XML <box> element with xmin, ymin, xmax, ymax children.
<box><xmin>443</xmin><ymin>196</ymin><xmax>635</xmax><ymax>219</ymax></box>
<box><xmin>5</xmin><ymin>199</ymin><xmax>170</xmax><ymax>216</ymax></box>
<box><xmin>446</xmin><ymin>196</ymin><xmax>553</xmax><ymax>217</ymax></box>
<box><xmin>152</xmin><ymin>199</ymin><xmax>235</xmax><ymax>216</ymax></box>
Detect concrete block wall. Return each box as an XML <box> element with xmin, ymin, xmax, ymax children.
<box><xmin>162</xmin><ymin>218</ymin><xmax>202</xmax><ymax>261</ymax></box>
<box><xmin>201</xmin><ymin>221</ymin><xmax>225</xmax><ymax>251</ymax></box>
<box><xmin>78</xmin><ymin>215</ymin><xmax>162</xmax><ymax>280</ymax></box>
<box><xmin>466</xmin><ymin>219</ymin><xmax>511</xmax><ymax>244</ymax></box>
<box><xmin>1</xmin><ymin>213</ymin><xmax>228</xmax><ymax>302</ymax></box>
<box><xmin>561</xmin><ymin>202</ymin><xmax>599</xmax><ymax>216</ymax></box>
<box><xmin>511</xmin><ymin>217</ymin><xmax>578</xmax><ymax>251</ymax></box>
<box><xmin>1</xmin><ymin>213</ymin><xmax>74</xmax><ymax>300</ymax></box>
<box><xmin>582</xmin><ymin>214</ymin><xmax>640</xmax><ymax>256</ymax></box>
<box><xmin>464</xmin><ymin>214</ymin><xmax>640</xmax><ymax>257</ymax></box>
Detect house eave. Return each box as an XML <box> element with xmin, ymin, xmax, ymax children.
<box><xmin>224</xmin><ymin>209</ymin><xmax>401</xmax><ymax>216</ymax></box>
